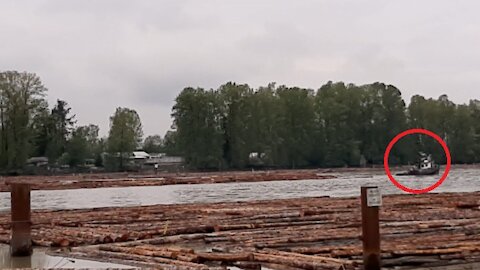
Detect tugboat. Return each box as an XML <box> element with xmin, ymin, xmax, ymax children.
<box><xmin>397</xmin><ymin>152</ymin><xmax>440</xmax><ymax>176</ymax></box>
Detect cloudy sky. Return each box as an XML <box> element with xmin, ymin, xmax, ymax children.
<box><xmin>1</xmin><ymin>0</ymin><xmax>479</xmax><ymax>136</ymax></box>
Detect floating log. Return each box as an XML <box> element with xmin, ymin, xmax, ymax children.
<box><xmin>253</xmin><ymin>251</ymin><xmax>354</xmax><ymax>270</ymax></box>
<box><xmin>196</xmin><ymin>252</ymin><xmax>253</xmax><ymax>262</ymax></box>
<box><xmin>0</xmin><ymin>191</ymin><xmax>478</xmax><ymax>269</ymax></box>
<box><xmin>258</xmin><ymin>249</ymin><xmax>357</xmax><ymax>266</ymax></box>
<box><xmin>0</xmin><ymin>169</ymin><xmax>337</xmax><ymax>191</ymax></box>
<box><xmin>97</xmin><ymin>247</ymin><xmax>204</xmax><ymax>268</ymax></box>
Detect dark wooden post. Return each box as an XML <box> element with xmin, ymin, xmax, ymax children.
<box><xmin>10</xmin><ymin>183</ymin><xmax>32</xmax><ymax>256</ymax></box>
<box><xmin>361</xmin><ymin>186</ymin><xmax>381</xmax><ymax>270</ymax></box>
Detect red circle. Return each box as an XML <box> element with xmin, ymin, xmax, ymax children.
<box><xmin>383</xmin><ymin>128</ymin><xmax>451</xmax><ymax>194</ymax></box>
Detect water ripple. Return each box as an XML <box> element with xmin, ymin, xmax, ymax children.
<box><xmin>0</xmin><ymin>168</ymin><xmax>477</xmax><ymax>211</ymax></box>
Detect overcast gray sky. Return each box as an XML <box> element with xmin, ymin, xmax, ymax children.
<box><xmin>1</xmin><ymin>0</ymin><xmax>479</xmax><ymax>137</ymax></box>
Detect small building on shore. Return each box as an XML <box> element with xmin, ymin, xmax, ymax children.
<box><xmin>143</xmin><ymin>154</ymin><xmax>184</xmax><ymax>172</ymax></box>
<box><xmin>131</xmin><ymin>151</ymin><xmax>151</xmax><ymax>165</ymax></box>
<box><xmin>23</xmin><ymin>157</ymin><xmax>50</xmax><ymax>175</ymax></box>
<box><xmin>101</xmin><ymin>151</ymin><xmax>184</xmax><ymax>172</ymax></box>
<box><xmin>249</xmin><ymin>152</ymin><xmax>267</xmax><ymax>167</ymax></box>
<box><xmin>26</xmin><ymin>157</ymin><xmax>49</xmax><ymax>167</ymax></box>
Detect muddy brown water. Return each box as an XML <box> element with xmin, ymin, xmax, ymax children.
<box><xmin>0</xmin><ymin>167</ymin><xmax>477</xmax><ymax>211</ymax></box>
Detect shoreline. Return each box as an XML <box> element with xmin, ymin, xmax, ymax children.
<box><xmin>0</xmin><ymin>164</ymin><xmax>473</xmax><ymax>192</ymax></box>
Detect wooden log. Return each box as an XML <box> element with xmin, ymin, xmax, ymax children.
<box><xmin>382</xmin><ymin>256</ymin><xmax>441</xmax><ymax>266</ymax></box>
<box><xmin>259</xmin><ymin>249</ymin><xmax>356</xmax><ymax>266</ymax></box>
<box><xmin>31</xmin><ymin>239</ymin><xmax>53</xmax><ymax>247</ymax></box>
<box><xmin>253</xmin><ymin>252</ymin><xmax>344</xmax><ymax>270</ymax></box>
<box><xmin>392</xmin><ymin>247</ymin><xmax>480</xmax><ymax>256</ymax></box>
<box><xmin>97</xmin><ymin>246</ymin><xmax>203</xmax><ymax>268</ymax></box>
<box><xmin>53</xmin><ymin>238</ymin><xmax>71</xmax><ymax>247</ymax></box>
<box><xmin>0</xmin><ymin>170</ymin><xmax>337</xmax><ymax>191</ymax></box>
<box><xmin>456</xmin><ymin>202</ymin><xmax>479</xmax><ymax>209</ymax></box>
<box><xmin>0</xmin><ymin>190</ymin><xmax>480</xmax><ymax>268</ymax></box>
<box><xmin>231</xmin><ymin>261</ymin><xmax>262</xmax><ymax>270</ymax></box>
<box><xmin>287</xmin><ymin>246</ymin><xmax>357</xmax><ymax>255</ymax></box>
<box><xmin>196</xmin><ymin>252</ymin><xmax>253</xmax><ymax>262</ymax></box>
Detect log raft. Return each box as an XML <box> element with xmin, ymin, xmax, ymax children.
<box><xmin>0</xmin><ymin>192</ymin><xmax>478</xmax><ymax>269</ymax></box>
<box><xmin>0</xmin><ymin>170</ymin><xmax>336</xmax><ymax>191</ymax></box>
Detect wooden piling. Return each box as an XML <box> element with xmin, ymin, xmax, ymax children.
<box><xmin>361</xmin><ymin>186</ymin><xmax>381</xmax><ymax>270</ymax></box>
<box><xmin>10</xmin><ymin>183</ymin><xmax>32</xmax><ymax>256</ymax></box>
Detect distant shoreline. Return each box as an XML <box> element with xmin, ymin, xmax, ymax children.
<box><xmin>0</xmin><ymin>164</ymin><xmax>475</xmax><ymax>192</ymax></box>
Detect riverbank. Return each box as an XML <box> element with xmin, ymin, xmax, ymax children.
<box><xmin>0</xmin><ymin>192</ymin><xmax>478</xmax><ymax>269</ymax></box>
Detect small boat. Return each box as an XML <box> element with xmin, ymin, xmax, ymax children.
<box><xmin>397</xmin><ymin>153</ymin><xmax>440</xmax><ymax>176</ymax></box>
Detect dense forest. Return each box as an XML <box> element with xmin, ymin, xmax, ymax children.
<box><xmin>1</xmin><ymin>70</ymin><xmax>479</xmax><ymax>173</ymax></box>
<box><xmin>172</xmin><ymin>82</ymin><xmax>480</xmax><ymax>169</ymax></box>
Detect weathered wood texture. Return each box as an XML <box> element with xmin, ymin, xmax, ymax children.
<box><xmin>0</xmin><ymin>192</ymin><xmax>479</xmax><ymax>269</ymax></box>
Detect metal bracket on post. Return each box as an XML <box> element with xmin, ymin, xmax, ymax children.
<box><xmin>361</xmin><ymin>186</ymin><xmax>381</xmax><ymax>270</ymax></box>
<box><xmin>10</xmin><ymin>182</ymin><xmax>32</xmax><ymax>256</ymax></box>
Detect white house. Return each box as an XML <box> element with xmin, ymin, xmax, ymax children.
<box><xmin>131</xmin><ymin>151</ymin><xmax>151</xmax><ymax>160</ymax></box>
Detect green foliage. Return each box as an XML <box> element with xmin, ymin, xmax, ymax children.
<box><xmin>407</xmin><ymin>95</ymin><xmax>480</xmax><ymax>164</ymax></box>
<box><xmin>219</xmin><ymin>82</ymin><xmax>253</xmax><ymax>168</ymax></box>
<box><xmin>171</xmin><ymin>81</ymin><xmax>480</xmax><ymax>170</ymax></box>
<box><xmin>3</xmin><ymin>70</ymin><xmax>480</xmax><ymax>173</ymax></box>
<box><xmin>143</xmin><ymin>135</ymin><xmax>163</xmax><ymax>153</ymax></box>
<box><xmin>0</xmin><ymin>71</ymin><xmax>47</xmax><ymax>171</ymax></box>
<box><xmin>247</xmin><ymin>84</ymin><xmax>282</xmax><ymax>167</ymax></box>
<box><xmin>173</xmin><ymin>88</ymin><xmax>225</xmax><ymax>169</ymax></box>
<box><xmin>276</xmin><ymin>86</ymin><xmax>316</xmax><ymax>168</ymax></box>
<box><xmin>94</xmin><ymin>138</ymin><xmax>107</xmax><ymax>167</ymax></box>
<box><xmin>35</xmin><ymin>99</ymin><xmax>76</xmax><ymax>163</ymax></box>
<box><xmin>107</xmin><ymin>107</ymin><xmax>143</xmax><ymax>170</ymax></box>
<box><xmin>161</xmin><ymin>131</ymin><xmax>177</xmax><ymax>155</ymax></box>
<box><xmin>315</xmin><ymin>82</ymin><xmax>361</xmax><ymax>167</ymax></box>
<box><xmin>66</xmin><ymin>125</ymin><xmax>100</xmax><ymax>167</ymax></box>
<box><xmin>359</xmin><ymin>83</ymin><xmax>407</xmax><ymax>164</ymax></box>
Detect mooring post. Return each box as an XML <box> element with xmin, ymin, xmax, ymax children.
<box><xmin>361</xmin><ymin>186</ymin><xmax>381</xmax><ymax>270</ymax></box>
<box><xmin>10</xmin><ymin>183</ymin><xmax>32</xmax><ymax>256</ymax></box>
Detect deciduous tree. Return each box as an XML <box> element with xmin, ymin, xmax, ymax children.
<box><xmin>107</xmin><ymin>107</ymin><xmax>143</xmax><ymax>170</ymax></box>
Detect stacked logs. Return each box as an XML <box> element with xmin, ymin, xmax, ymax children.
<box><xmin>0</xmin><ymin>192</ymin><xmax>478</xmax><ymax>269</ymax></box>
<box><xmin>0</xmin><ymin>170</ymin><xmax>335</xmax><ymax>191</ymax></box>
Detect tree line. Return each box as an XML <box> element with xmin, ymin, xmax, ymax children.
<box><xmin>2</xmin><ymin>71</ymin><xmax>479</xmax><ymax>173</ymax></box>
<box><xmin>0</xmin><ymin>71</ymin><xmax>155</xmax><ymax>174</ymax></box>
<box><xmin>172</xmin><ymin>82</ymin><xmax>480</xmax><ymax>170</ymax></box>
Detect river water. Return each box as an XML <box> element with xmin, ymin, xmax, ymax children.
<box><xmin>0</xmin><ymin>167</ymin><xmax>477</xmax><ymax>211</ymax></box>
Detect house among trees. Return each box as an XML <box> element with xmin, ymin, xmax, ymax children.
<box><xmin>131</xmin><ymin>151</ymin><xmax>151</xmax><ymax>164</ymax></box>
<box><xmin>103</xmin><ymin>151</ymin><xmax>183</xmax><ymax>171</ymax></box>
<box><xmin>3</xmin><ymin>70</ymin><xmax>480</xmax><ymax>174</ymax></box>
<box><xmin>144</xmin><ymin>153</ymin><xmax>184</xmax><ymax>171</ymax></box>
<box><xmin>25</xmin><ymin>157</ymin><xmax>49</xmax><ymax>167</ymax></box>
<box><xmin>248</xmin><ymin>152</ymin><xmax>267</xmax><ymax>167</ymax></box>
<box><xmin>23</xmin><ymin>157</ymin><xmax>49</xmax><ymax>175</ymax></box>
